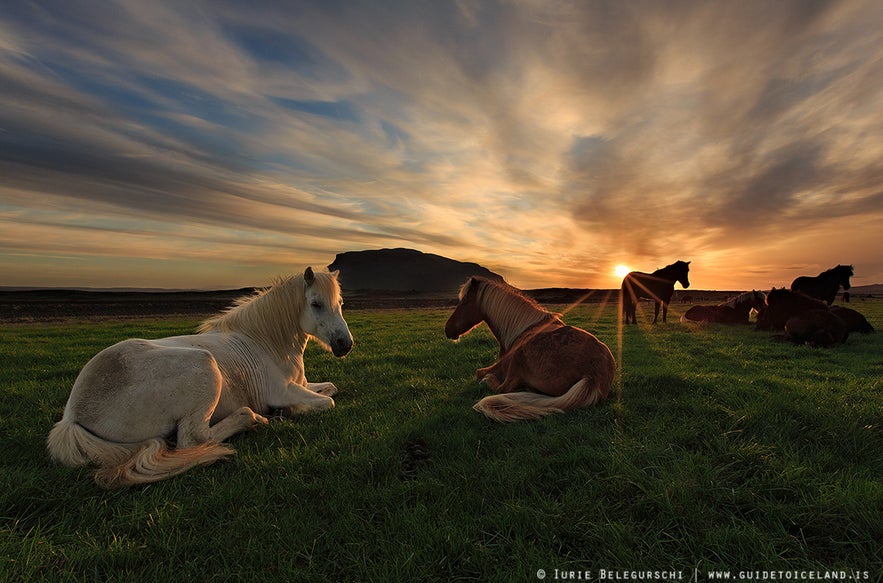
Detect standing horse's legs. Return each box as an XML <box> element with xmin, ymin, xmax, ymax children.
<box><xmin>662</xmin><ymin>301</ymin><xmax>668</xmax><ymax>323</ymax></box>
<box><xmin>652</xmin><ymin>301</ymin><xmax>660</xmax><ymax>324</ymax></box>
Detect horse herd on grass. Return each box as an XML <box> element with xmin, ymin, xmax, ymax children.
<box><xmin>620</xmin><ymin>261</ymin><xmax>873</xmax><ymax>348</ymax></box>
<box><xmin>47</xmin><ymin>263</ymin><xmax>874</xmax><ymax>487</ymax></box>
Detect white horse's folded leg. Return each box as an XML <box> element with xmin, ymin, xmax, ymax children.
<box><xmin>307</xmin><ymin>382</ymin><xmax>338</xmax><ymax>396</ymax></box>
<box><xmin>208</xmin><ymin>407</ymin><xmax>268</xmax><ymax>443</ymax></box>
<box><xmin>267</xmin><ymin>382</ymin><xmax>335</xmax><ymax>416</ymax></box>
<box><xmin>176</xmin><ymin>407</ymin><xmax>268</xmax><ymax>448</ymax></box>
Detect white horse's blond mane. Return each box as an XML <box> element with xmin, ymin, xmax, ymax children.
<box><xmin>471</xmin><ymin>278</ymin><xmax>559</xmax><ymax>351</ymax></box>
<box><xmin>198</xmin><ymin>272</ymin><xmax>341</xmax><ymax>362</ymax></box>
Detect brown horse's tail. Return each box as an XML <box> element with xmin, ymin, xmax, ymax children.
<box><xmin>473</xmin><ymin>377</ymin><xmax>607</xmax><ymax>422</ymax></box>
<box><xmin>47</xmin><ymin>416</ymin><xmax>234</xmax><ymax>488</ymax></box>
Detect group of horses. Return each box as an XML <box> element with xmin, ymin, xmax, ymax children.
<box><xmin>47</xmin><ymin>263</ymin><xmax>874</xmax><ymax>487</ymax></box>
<box><xmin>630</xmin><ymin>262</ymin><xmax>873</xmax><ymax>348</ymax></box>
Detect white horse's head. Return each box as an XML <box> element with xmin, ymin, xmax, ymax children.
<box><xmin>300</xmin><ymin>267</ymin><xmax>353</xmax><ymax>357</ymax></box>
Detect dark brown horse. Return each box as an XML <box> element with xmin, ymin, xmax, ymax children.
<box><xmin>755</xmin><ymin>288</ymin><xmax>829</xmax><ymax>331</ymax></box>
<box><xmin>790</xmin><ymin>265</ymin><xmax>853</xmax><ymax>305</ymax></box>
<box><xmin>621</xmin><ymin>260</ymin><xmax>691</xmax><ymax>324</ymax></box>
<box><xmin>830</xmin><ymin>306</ymin><xmax>875</xmax><ymax>334</ymax></box>
<box><xmin>445</xmin><ymin>277</ymin><xmax>615</xmax><ymax>422</ymax></box>
<box><xmin>784</xmin><ymin>309</ymin><xmax>848</xmax><ymax>347</ymax></box>
<box><xmin>680</xmin><ymin>290</ymin><xmax>766</xmax><ymax>324</ymax></box>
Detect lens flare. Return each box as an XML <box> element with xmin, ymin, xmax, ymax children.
<box><xmin>614</xmin><ymin>264</ymin><xmax>631</xmax><ymax>279</ymax></box>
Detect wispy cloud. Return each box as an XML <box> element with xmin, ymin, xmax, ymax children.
<box><xmin>1</xmin><ymin>0</ymin><xmax>882</xmax><ymax>289</ymax></box>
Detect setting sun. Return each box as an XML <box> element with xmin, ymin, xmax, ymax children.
<box><xmin>614</xmin><ymin>264</ymin><xmax>631</xmax><ymax>279</ymax></box>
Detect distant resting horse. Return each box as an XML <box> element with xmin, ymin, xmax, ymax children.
<box><xmin>830</xmin><ymin>306</ymin><xmax>874</xmax><ymax>334</ymax></box>
<box><xmin>445</xmin><ymin>277</ymin><xmax>616</xmax><ymax>422</ymax></box>
<box><xmin>621</xmin><ymin>260</ymin><xmax>691</xmax><ymax>324</ymax></box>
<box><xmin>755</xmin><ymin>288</ymin><xmax>829</xmax><ymax>331</ymax></box>
<box><xmin>784</xmin><ymin>309</ymin><xmax>848</xmax><ymax>347</ymax></box>
<box><xmin>47</xmin><ymin>267</ymin><xmax>353</xmax><ymax>488</ymax></box>
<box><xmin>790</xmin><ymin>264</ymin><xmax>853</xmax><ymax>305</ymax></box>
<box><xmin>680</xmin><ymin>290</ymin><xmax>766</xmax><ymax>324</ymax></box>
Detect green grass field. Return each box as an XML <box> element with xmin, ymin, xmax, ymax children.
<box><xmin>1</xmin><ymin>299</ymin><xmax>881</xmax><ymax>581</ymax></box>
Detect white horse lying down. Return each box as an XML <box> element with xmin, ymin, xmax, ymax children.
<box><xmin>47</xmin><ymin>267</ymin><xmax>353</xmax><ymax>488</ymax></box>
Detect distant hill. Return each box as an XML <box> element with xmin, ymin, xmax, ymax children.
<box><xmin>327</xmin><ymin>248</ymin><xmax>504</xmax><ymax>291</ymax></box>
<box><xmin>849</xmin><ymin>283</ymin><xmax>883</xmax><ymax>295</ymax></box>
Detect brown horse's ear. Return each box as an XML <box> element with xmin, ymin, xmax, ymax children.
<box><xmin>304</xmin><ymin>266</ymin><xmax>315</xmax><ymax>286</ymax></box>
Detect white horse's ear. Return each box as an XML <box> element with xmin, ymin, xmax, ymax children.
<box><xmin>304</xmin><ymin>267</ymin><xmax>315</xmax><ymax>286</ymax></box>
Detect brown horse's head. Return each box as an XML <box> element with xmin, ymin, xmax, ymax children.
<box><xmin>834</xmin><ymin>264</ymin><xmax>853</xmax><ymax>290</ymax></box>
<box><xmin>445</xmin><ymin>277</ymin><xmax>485</xmax><ymax>339</ymax></box>
<box><xmin>675</xmin><ymin>260</ymin><xmax>691</xmax><ymax>289</ymax></box>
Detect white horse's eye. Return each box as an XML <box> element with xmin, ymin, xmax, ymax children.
<box><xmin>311</xmin><ymin>301</ymin><xmax>323</xmax><ymax>310</ymax></box>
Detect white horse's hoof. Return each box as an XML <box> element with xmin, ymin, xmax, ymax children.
<box><xmin>311</xmin><ymin>382</ymin><xmax>339</xmax><ymax>397</ymax></box>
<box><xmin>235</xmin><ymin>407</ymin><xmax>268</xmax><ymax>428</ymax></box>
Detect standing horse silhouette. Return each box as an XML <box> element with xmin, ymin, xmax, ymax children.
<box><xmin>680</xmin><ymin>290</ymin><xmax>766</xmax><ymax>324</ymax></box>
<box><xmin>790</xmin><ymin>265</ymin><xmax>853</xmax><ymax>305</ymax></box>
<box><xmin>621</xmin><ymin>260</ymin><xmax>691</xmax><ymax>324</ymax></box>
<box><xmin>47</xmin><ymin>267</ymin><xmax>353</xmax><ymax>488</ymax></box>
<box><xmin>445</xmin><ymin>277</ymin><xmax>615</xmax><ymax>422</ymax></box>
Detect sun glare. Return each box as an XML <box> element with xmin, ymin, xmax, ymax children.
<box><xmin>614</xmin><ymin>264</ymin><xmax>631</xmax><ymax>279</ymax></box>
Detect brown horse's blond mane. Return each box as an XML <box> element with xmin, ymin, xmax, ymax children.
<box><xmin>471</xmin><ymin>277</ymin><xmax>560</xmax><ymax>351</ymax></box>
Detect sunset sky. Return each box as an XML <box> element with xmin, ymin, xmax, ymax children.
<box><xmin>2</xmin><ymin>1</ymin><xmax>882</xmax><ymax>291</ymax></box>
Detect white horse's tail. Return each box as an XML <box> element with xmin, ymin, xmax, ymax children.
<box><xmin>47</xmin><ymin>417</ymin><xmax>234</xmax><ymax>488</ymax></box>
<box><xmin>473</xmin><ymin>377</ymin><xmax>606</xmax><ymax>422</ymax></box>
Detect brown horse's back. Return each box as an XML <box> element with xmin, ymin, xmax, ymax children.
<box><xmin>507</xmin><ymin>325</ymin><xmax>615</xmax><ymax>398</ymax></box>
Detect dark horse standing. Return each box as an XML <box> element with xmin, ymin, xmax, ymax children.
<box><xmin>790</xmin><ymin>265</ymin><xmax>853</xmax><ymax>305</ymax></box>
<box><xmin>621</xmin><ymin>260</ymin><xmax>691</xmax><ymax>324</ymax></box>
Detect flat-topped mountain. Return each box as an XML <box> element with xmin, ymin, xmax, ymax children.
<box><xmin>327</xmin><ymin>248</ymin><xmax>504</xmax><ymax>291</ymax></box>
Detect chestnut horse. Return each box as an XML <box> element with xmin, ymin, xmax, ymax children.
<box><xmin>790</xmin><ymin>264</ymin><xmax>853</xmax><ymax>305</ymax></box>
<box><xmin>680</xmin><ymin>290</ymin><xmax>766</xmax><ymax>324</ymax></box>
<box><xmin>621</xmin><ymin>260</ymin><xmax>691</xmax><ymax>324</ymax></box>
<box><xmin>445</xmin><ymin>277</ymin><xmax>615</xmax><ymax>422</ymax></box>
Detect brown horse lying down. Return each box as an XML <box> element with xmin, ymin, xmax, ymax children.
<box><xmin>785</xmin><ymin>309</ymin><xmax>848</xmax><ymax>347</ymax></box>
<box><xmin>680</xmin><ymin>291</ymin><xmax>766</xmax><ymax>324</ymax></box>
<box><xmin>830</xmin><ymin>306</ymin><xmax>875</xmax><ymax>334</ymax></box>
<box><xmin>756</xmin><ymin>288</ymin><xmax>829</xmax><ymax>331</ymax></box>
<box><xmin>445</xmin><ymin>277</ymin><xmax>615</xmax><ymax>422</ymax></box>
